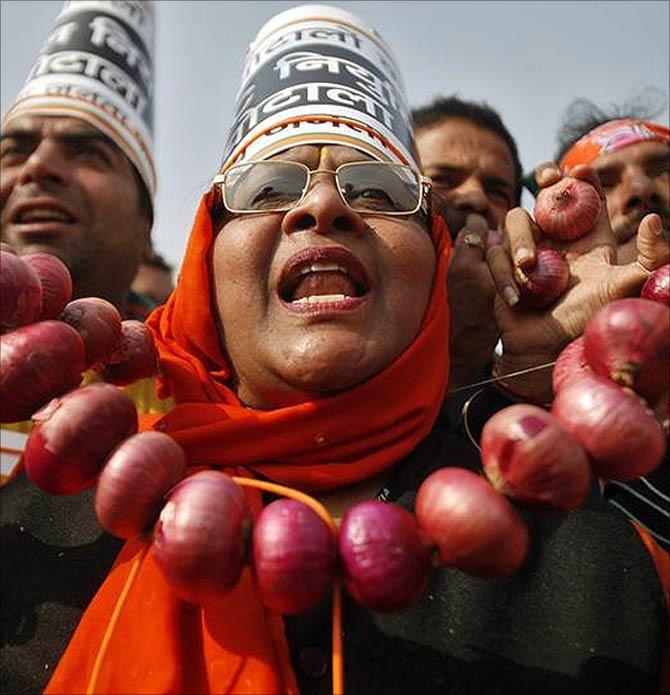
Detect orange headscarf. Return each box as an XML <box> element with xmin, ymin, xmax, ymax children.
<box><xmin>45</xmin><ymin>191</ymin><xmax>452</xmax><ymax>694</ymax></box>
<box><xmin>560</xmin><ymin>118</ymin><xmax>670</xmax><ymax>171</ymax></box>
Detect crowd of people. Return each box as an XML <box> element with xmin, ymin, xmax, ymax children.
<box><xmin>1</xmin><ymin>2</ymin><xmax>668</xmax><ymax>694</ymax></box>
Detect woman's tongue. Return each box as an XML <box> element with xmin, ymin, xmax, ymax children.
<box><xmin>292</xmin><ymin>271</ymin><xmax>357</xmax><ymax>301</ymax></box>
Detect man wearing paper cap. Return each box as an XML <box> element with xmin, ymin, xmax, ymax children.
<box><xmin>0</xmin><ymin>0</ymin><xmax>156</xmax><ymax>313</ymax></box>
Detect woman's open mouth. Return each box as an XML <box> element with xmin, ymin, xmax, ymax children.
<box><xmin>278</xmin><ymin>246</ymin><xmax>370</xmax><ymax>314</ymax></box>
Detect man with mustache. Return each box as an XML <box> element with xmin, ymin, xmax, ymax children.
<box><xmin>554</xmin><ymin>103</ymin><xmax>670</xmax><ymax>554</ymax></box>
<box><xmin>0</xmin><ymin>0</ymin><xmax>157</xmax><ymax>315</ymax></box>
<box><xmin>556</xmin><ymin>102</ymin><xmax>669</xmax><ymax>263</ymax></box>
<box><xmin>412</xmin><ymin>96</ymin><xmax>522</xmax><ymax>392</ymax></box>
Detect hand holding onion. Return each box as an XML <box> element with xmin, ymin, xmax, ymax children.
<box><xmin>488</xmin><ymin>163</ymin><xmax>669</xmax><ymax>404</ymax></box>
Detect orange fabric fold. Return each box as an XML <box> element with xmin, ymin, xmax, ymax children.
<box><xmin>45</xmin><ymin>192</ymin><xmax>451</xmax><ymax>694</ymax></box>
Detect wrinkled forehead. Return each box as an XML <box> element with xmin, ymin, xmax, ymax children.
<box><xmin>592</xmin><ymin>139</ymin><xmax>670</xmax><ymax>171</ymax></box>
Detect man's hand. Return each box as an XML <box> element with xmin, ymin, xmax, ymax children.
<box><xmin>447</xmin><ymin>213</ymin><xmax>500</xmax><ymax>389</ymax></box>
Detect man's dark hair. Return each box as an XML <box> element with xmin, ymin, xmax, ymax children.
<box><xmin>555</xmin><ymin>87</ymin><xmax>667</xmax><ymax>162</ymax></box>
<box><xmin>143</xmin><ymin>249</ymin><xmax>173</xmax><ymax>273</ymax></box>
<box><xmin>412</xmin><ymin>95</ymin><xmax>523</xmax><ymax>205</ymax></box>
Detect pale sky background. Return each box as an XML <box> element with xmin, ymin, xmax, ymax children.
<box><xmin>2</xmin><ymin>0</ymin><xmax>668</xmax><ymax>272</ymax></box>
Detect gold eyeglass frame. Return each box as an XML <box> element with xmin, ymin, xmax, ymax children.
<box><xmin>212</xmin><ymin>160</ymin><xmax>432</xmax><ymax>216</ymax></box>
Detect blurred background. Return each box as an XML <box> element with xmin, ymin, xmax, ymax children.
<box><xmin>2</xmin><ymin>0</ymin><xmax>668</xmax><ymax>270</ymax></box>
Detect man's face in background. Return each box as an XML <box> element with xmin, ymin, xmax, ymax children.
<box><xmin>416</xmin><ymin>117</ymin><xmax>517</xmax><ymax>236</ymax></box>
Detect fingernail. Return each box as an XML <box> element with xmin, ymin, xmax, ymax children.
<box><xmin>503</xmin><ymin>285</ymin><xmax>519</xmax><ymax>307</ymax></box>
<box><xmin>514</xmin><ymin>247</ymin><xmax>532</xmax><ymax>266</ymax></box>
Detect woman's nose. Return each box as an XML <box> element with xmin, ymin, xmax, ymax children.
<box><xmin>281</xmin><ymin>175</ymin><xmax>366</xmax><ymax>237</ymax></box>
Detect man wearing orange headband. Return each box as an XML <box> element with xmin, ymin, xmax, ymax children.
<box><xmin>558</xmin><ymin>117</ymin><xmax>669</xmax><ymax>263</ymax></box>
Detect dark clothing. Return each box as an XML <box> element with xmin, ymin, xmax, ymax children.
<box><xmin>1</xmin><ymin>386</ymin><xmax>667</xmax><ymax>694</ymax></box>
<box><xmin>123</xmin><ymin>289</ymin><xmax>160</xmax><ymax>321</ymax></box>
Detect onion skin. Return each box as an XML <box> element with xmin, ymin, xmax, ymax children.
<box><xmin>252</xmin><ymin>498</ymin><xmax>336</xmax><ymax>614</ymax></box>
<box><xmin>24</xmin><ymin>383</ymin><xmax>138</xmax><ymax>495</ymax></box>
<box><xmin>583</xmin><ymin>298</ymin><xmax>669</xmax><ymax>404</ymax></box>
<box><xmin>153</xmin><ymin>471</ymin><xmax>251</xmax><ymax>604</ymax></box>
<box><xmin>481</xmin><ymin>404</ymin><xmax>591</xmax><ymax>511</ymax></box>
<box><xmin>0</xmin><ymin>321</ymin><xmax>85</xmax><ymax>423</ymax></box>
<box><xmin>100</xmin><ymin>320</ymin><xmax>157</xmax><ymax>385</ymax></box>
<box><xmin>1</xmin><ymin>250</ymin><xmax>42</xmax><ymax>331</ymax></box>
<box><xmin>552</xmin><ymin>336</ymin><xmax>593</xmax><ymax>396</ymax></box>
<box><xmin>551</xmin><ymin>373</ymin><xmax>666</xmax><ymax>480</ymax></box>
<box><xmin>60</xmin><ymin>297</ymin><xmax>122</xmax><ymax>368</ymax></box>
<box><xmin>515</xmin><ymin>248</ymin><xmax>570</xmax><ymax>309</ymax></box>
<box><xmin>534</xmin><ymin>177</ymin><xmax>601</xmax><ymax>241</ymax></box>
<box><xmin>22</xmin><ymin>253</ymin><xmax>73</xmax><ymax>320</ymax></box>
<box><xmin>640</xmin><ymin>264</ymin><xmax>669</xmax><ymax>305</ymax></box>
<box><xmin>95</xmin><ymin>432</ymin><xmax>186</xmax><ymax>538</ymax></box>
<box><xmin>339</xmin><ymin>500</ymin><xmax>429</xmax><ymax>612</ymax></box>
<box><xmin>415</xmin><ymin>468</ymin><xmax>529</xmax><ymax>578</ymax></box>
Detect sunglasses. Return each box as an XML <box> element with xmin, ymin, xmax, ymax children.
<box><xmin>213</xmin><ymin>160</ymin><xmax>430</xmax><ymax>215</ymax></box>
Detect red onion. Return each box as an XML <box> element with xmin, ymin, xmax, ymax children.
<box><xmin>551</xmin><ymin>373</ymin><xmax>666</xmax><ymax>480</ymax></box>
<box><xmin>22</xmin><ymin>253</ymin><xmax>73</xmax><ymax>320</ymax></box>
<box><xmin>640</xmin><ymin>264</ymin><xmax>669</xmax><ymax>305</ymax></box>
<box><xmin>515</xmin><ymin>248</ymin><xmax>570</xmax><ymax>309</ymax></box>
<box><xmin>252</xmin><ymin>498</ymin><xmax>336</xmax><ymax>614</ymax></box>
<box><xmin>480</xmin><ymin>404</ymin><xmax>591</xmax><ymax>511</ymax></box>
<box><xmin>1</xmin><ymin>250</ymin><xmax>42</xmax><ymax>331</ymax></box>
<box><xmin>0</xmin><ymin>321</ymin><xmax>85</xmax><ymax>423</ymax></box>
<box><xmin>153</xmin><ymin>471</ymin><xmax>251</xmax><ymax>604</ymax></box>
<box><xmin>415</xmin><ymin>468</ymin><xmax>528</xmax><ymax>578</ymax></box>
<box><xmin>100</xmin><ymin>320</ymin><xmax>157</xmax><ymax>385</ymax></box>
<box><xmin>339</xmin><ymin>500</ymin><xmax>430</xmax><ymax>612</ymax></box>
<box><xmin>552</xmin><ymin>336</ymin><xmax>593</xmax><ymax>396</ymax></box>
<box><xmin>534</xmin><ymin>177</ymin><xmax>601</xmax><ymax>241</ymax></box>
<box><xmin>95</xmin><ymin>432</ymin><xmax>186</xmax><ymax>538</ymax></box>
<box><xmin>24</xmin><ymin>383</ymin><xmax>138</xmax><ymax>495</ymax></box>
<box><xmin>60</xmin><ymin>297</ymin><xmax>122</xmax><ymax>368</ymax></box>
<box><xmin>583</xmin><ymin>298</ymin><xmax>669</xmax><ymax>404</ymax></box>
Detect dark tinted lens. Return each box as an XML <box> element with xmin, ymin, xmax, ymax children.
<box><xmin>338</xmin><ymin>163</ymin><xmax>420</xmax><ymax>213</ymax></box>
<box><xmin>224</xmin><ymin>162</ymin><xmax>308</xmax><ymax>211</ymax></box>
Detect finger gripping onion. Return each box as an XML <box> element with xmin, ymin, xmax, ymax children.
<box><xmin>252</xmin><ymin>498</ymin><xmax>336</xmax><ymax>614</ymax></box>
<box><xmin>24</xmin><ymin>383</ymin><xmax>138</xmax><ymax>494</ymax></box>
<box><xmin>0</xmin><ymin>250</ymin><xmax>42</xmax><ymax>330</ymax></box>
<box><xmin>339</xmin><ymin>500</ymin><xmax>430</xmax><ymax>612</ymax></box>
<box><xmin>583</xmin><ymin>298</ymin><xmax>669</xmax><ymax>404</ymax></box>
<box><xmin>95</xmin><ymin>432</ymin><xmax>186</xmax><ymax>538</ymax></box>
<box><xmin>0</xmin><ymin>321</ymin><xmax>85</xmax><ymax>423</ymax></box>
<box><xmin>515</xmin><ymin>248</ymin><xmax>569</xmax><ymax>309</ymax></box>
<box><xmin>480</xmin><ymin>404</ymin><xmax>591</xmax><ymax>511</ymax></box>
<box><xmin>551</xmin><ymin>374</ymin><xmax>665</xmax><ymax>480</ymax></box>
<box><xmin>534</xmin><ymin>177</ymin><xmax>601</xmax><ymax>241</ymax></box>
<box><xmin>153</xmin><ymin>471</ymin><xmax>252</xmax><ymax>605</ymax></box>
<box><xmin>415</xmin><ymin>468</ymin><xmax>529</xmax><ymax>578</ymax></box>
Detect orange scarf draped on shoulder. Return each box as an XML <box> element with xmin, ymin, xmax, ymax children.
<box><xmin>45</xmin><ymin>192</ymin><xmax>452</xmax><ymax>694</ymax></box>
